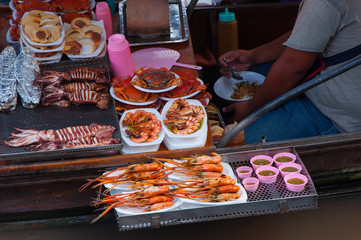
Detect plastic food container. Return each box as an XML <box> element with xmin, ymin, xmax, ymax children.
<box><xmin>119</xmin><ymin>108</ymin><xmax>165</xmax><ymax>154</ymax></box>
<box><xmin>273</xmin><ymin>152</ymin><xmax>297</xmax><ymax>167</ymax></box>
<box><xmin>161</xmin><ymin>99</ymin><xmax>207</xmax><ymax>149</ymax></box>
<box><xmin>284</xmin><ymin>173</ymin><xmax>308</xmax><ymax>192</ymax></box>
<box><xmin>161</xmin><ymin>99</ymin><xmax>207</xmax><ymax>139</ymax></box>
<box><xmin>255</xmin><ymin>166</ymin><xmax>279</xmax><ymax>184</ymax></box>
<box><xmin>163</xmin><ymin>127</ymin><xmax>207</xmax><ymax>150</ymax></box>
<box><xmin>236</xmin><ymin>166</ymin><xmax>253</xmax><ymax>179</ymax></box>
<box><xmin>250</xmin><ymin>155</ymin><xmax>273</xmax><ymax>170</ymax></box>
<box><xmin>278</xmin><ymin>162</ymin><xmax>302</xmax><ymax>178</ymax></box>
<box><xmin>242</xmin><ymin>177</ymin><xmax>259</xmax><ymax>192</ymax></box>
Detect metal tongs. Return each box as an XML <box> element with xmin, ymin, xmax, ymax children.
<box><xmin>224</xmin><ymin>58</ymin><xmax>243</xmax><ymax>80</ymax></box>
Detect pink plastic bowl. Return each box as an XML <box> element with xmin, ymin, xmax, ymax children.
<box><xmin>242</xmin><ymin>177</ymin><xmax>259</xmax><ymax>192</ymax></box>
<box><xmin>236</xmin><ymin>166</ymin><xmax>253</xmax><ymax>179</ymax></box>
<box><xmin>279</xmin><ymin>162</ymin><xmax>302</xmax><ymax>178</ymax></box>
<box><xmin>255</xmin><ymin>166</ymin><xmax>279</xmax><ymax>184</ymax></box>
<box><xmin>284</xmin><ymin>173</ymin><xmax>308</xmax><ymax>192</ymax></box>
<box><xmin>250</xmin><ymin>155</ymin><xmax>273</xmax><ymax>170</ymax></box>
<box><xmin>273</xmin><ymin>152</ymin><xmax>297</xmax><ymax>167</ymax></box>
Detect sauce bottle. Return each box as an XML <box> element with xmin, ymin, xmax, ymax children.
<box><xmin>217</xmin><ymin>8</ymin><xmax>238</xmax><ymax>56</ymax></box>
<box><xmin>96</xmin><ymin>1</ymin><xmax>113</xmax><ymax>40</ymax></box>
<box><xmin>107</xmin><ymin>34</ymin><xmax>134</xmax><ymax>78</ymax></box>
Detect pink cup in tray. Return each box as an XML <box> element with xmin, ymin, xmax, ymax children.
<box><xmin>279</xmin><ymin>162</ymin><xmax>302</xmax><ymax>178</ymax></box>
<box><xmin>236</xmin><ymin>166</ymin><xmax>253</xmax><ymax>179</ymax></box>
<box><xmin>256</xmin><ymin>166</ymin><xmax>279</xmax><ymax>184</ymax></box>
<box><xmin>273</xmin><ymin>152</ymin><xmax>297</xmax><ymax>167</ymax></box>
<box><xmin>250</xmin><ymin>155</ymin><xmax>273</xmax><ymax>170</ymax></box>
<box><xmin>284</xmin><ymin>173</ymin><xmax>308</xmax><ymax>192</ymax></box>
<box><xmin>242</xmin><ymin>177</ymin><xmax>259</xmax><ymax>192</ymax></box>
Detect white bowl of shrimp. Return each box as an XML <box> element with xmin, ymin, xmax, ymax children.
<box><xmin>161</xmin><ymin>99</ymin><xmax>208</xmax><ymax>139</ymax></box>
<box><xmin>120</xmin><ymin>108</ymin><xmax>165</xmax><ymax>153</ymax></box>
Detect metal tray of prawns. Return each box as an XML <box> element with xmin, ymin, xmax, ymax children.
<box><xmin>114</xmin><ymin>147</ymin><xmax>317</xmax><ymax>231</ymax></box>
<box><xmin>0</xmin><ymin>56</ymin><xmax>123</xmax><ymax>164</ymax></box>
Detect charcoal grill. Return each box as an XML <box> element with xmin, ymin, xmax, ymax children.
<box><xmin>114</xmin><ymin>147</ymin><xmax>317</xmax><ymax>231</ymax></box>
<box><xmin>0</xmin><ymin>56</ymin><xmax>123</xmax><ymax>164</ymax></box>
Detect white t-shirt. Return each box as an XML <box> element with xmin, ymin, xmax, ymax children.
<box><xmin>284</xmin><ymin>0</ymin><xmax>361</xmax><ymax>132</ymax></box>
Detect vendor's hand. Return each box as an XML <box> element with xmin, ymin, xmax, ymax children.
<box><xmin>222</xmin><ymin>101</ymin><xmax>253</xmax><ymax>123</ymax></box>
<box><xmin>218</xmin><ymin>50</ymin><xmax>254</xmax><ymax>77</ymax></box>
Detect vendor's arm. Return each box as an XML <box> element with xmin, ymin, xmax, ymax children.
<box><xmin>223</xmin><ymin>47</ymin><xmax>319</xmax><ymax>122</ymax></box>
<box><xmin>219</xmin><ymin>31</ymin><xmax>292</xmax><ymax>76</ymax></box>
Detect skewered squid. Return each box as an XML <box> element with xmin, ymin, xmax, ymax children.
<box><xmin>4</xmin><ymin>123</ymin><xmax>118</xmax><ymax>151</ymax></box>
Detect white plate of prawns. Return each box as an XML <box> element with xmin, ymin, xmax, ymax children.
<box><xmin>114</xmin><ymin>195</ymin><xmax>183</xmax><ymax>215</ymax></box>
<box><xmin>167</xmin><ymin>162</ymin><xmax>236</xmax><ymax>181</ymax></box>
<box><xmin>178</xmin><ymin>183</ymin><xmax>248</xmax><ymax>206</ymax></box>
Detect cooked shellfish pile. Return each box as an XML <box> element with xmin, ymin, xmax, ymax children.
<box><xmin>21</xmin><ymin>10</ymin><xmax>62</xmax><ymax>44</ymax></box>
<box><xmin>64</xmin><ymin>17</ymin><xmax>103</xmax><ymax>56</ymax></box>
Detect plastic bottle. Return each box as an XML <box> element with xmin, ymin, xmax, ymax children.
<box><xmin>96</xmin><ymin>1</ymin><xmax>113</xmax><ymax>40</ymax></box>
<box><xmin>217</xmin><ymin>8</ymin><xmax>238</xmax><ymax>56</ymax></box>
<box><xmin>107</xmin><ymin>34</ymin><xmax>134</xmax><ymax>78</ymax></box>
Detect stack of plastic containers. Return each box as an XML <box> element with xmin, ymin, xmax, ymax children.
<box><xmin>20</xmin><ymin>11</ymin><xmax>65</xmax><ymax>64</ymax></box>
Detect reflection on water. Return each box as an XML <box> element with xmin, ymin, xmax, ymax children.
<box><xmin>0</xmin><ymin>193</ymin><xmax>360</xmax><ymax>240</ymax></box>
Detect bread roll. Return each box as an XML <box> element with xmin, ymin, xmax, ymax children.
<box><xmin>29</xmin><ymin>27</ymin><xmax>49</xmax><ymax>43</ymax></box>
<box><xmin>71</xmin><ymin>17</ymin><xmax>91</xmax><ymax>29</ymax></box>
<box><xmin>64</xmin><ymin>41</ymin><xmax>82</xmax><ymax>55</ymax></box>
<box><xmin>85</xmin><ymin>31</ymin><xmax>102</xmax><ymax>45</ymax></box>
<box><xmin>78</xmin><ymin>38</ymin><xmax>97</xmax><ymax>55</ymax></box>
<box><xmin>82</xmin><ymin>24</ymin><xmax>102</xmax><ymax>35</ymax></box>
<box><xmin>211</xmin><ymin>125</ymin><xmax>224</xmax><ymax>142</ymax></box>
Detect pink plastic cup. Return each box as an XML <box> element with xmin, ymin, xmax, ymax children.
<box><xmin>250</xmin><ymin>155</ymin><xmax>273</xmax><ymax>171</ymax></box>
<box><xmin>242</xmin><ymin>177</ymin><xmax>259</xmax><ymax>192</ymax></box>
<box><xmin>279</xmin><ymin>162</ymin><xmax>302</xmax><ymax>178</ymax></box>
<box><xmin>236</xmin><ymin>166</ymin><xmax>253</xmax><ymax>179</ymax></box>
<box><xmin>273</xmin><ymin>152</ymin><xmax>297</xmax><ymax>167</ymax></box>
<box><xmin>284</xmin><ymin>173</ymin><xmax>308</xmax><ymax>192</ymax></box>
<box><xmin>107</xmin><ymin>34</ymin><xmax>134</xmax><ymax>78</ymax></box>
<box><xmin>256</xmin><ymin>166</ymin><xmax>279</xmax><ymax>184</ymax></box>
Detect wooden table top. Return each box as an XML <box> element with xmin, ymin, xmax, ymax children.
<box><xmin>0</xmin><ymin>5</ymin><xmax>215</xmax><ymax>173</ymax></box>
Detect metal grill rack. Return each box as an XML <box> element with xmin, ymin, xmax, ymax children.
<box><xmin>0</xmin><ymin>56</ymin><xmax>123</xmax><ymax>164</ymax></box>
<box><xmin>115</xmin><ymin>147</ymin><xmax>318</xmax><ymax>231</ymax></box>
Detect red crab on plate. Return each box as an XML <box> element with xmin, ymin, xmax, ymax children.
<box><xmin>161</xmin><ymin>71</ymin><xmax>207</xmax><ymax>98</ymax></box>
<box><xmin>52</xmin><ymin>0</ymin><xmax>91</xmax><ymax>13</ymax></box>
<box><xmin>131</xmin><ymin>67</ymin><xmax>183</xmax><ymax>90</ymax></box>
<box><xmin>112</xmin><ymin>76</ymin><xmax>158</xmax><ymax>103</ymax></box>
<box><xmin>190</xmin><ymin>90</ymin><xmax>212</xmax><ymax>106</ymax></box>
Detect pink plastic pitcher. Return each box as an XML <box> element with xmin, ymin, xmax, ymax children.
<box><xmin>107</xmin><ymin>34</ymin><xmax>134</xmax><ymax>78</ymax></box>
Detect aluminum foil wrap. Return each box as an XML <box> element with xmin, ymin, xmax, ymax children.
<box><xmin>0</xmin><ymin>45</ymin><xmax>17</xmax><ymax>111</ymax></box>
<box><xmin>14</xmin><ymin>47</ymin><xmax>41</xmax><ymax>108</ymax></box>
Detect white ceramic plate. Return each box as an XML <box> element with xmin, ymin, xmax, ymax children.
<box><xmin>6</xmin><ymin>28</ymin><xmax>18</xmax><ymax>44</ymax></box>
<box><xmin>110</xmin><ymin>86</ymin><xmax>158</xmax><ymax>106</ymax></box>
<box><xmin>167</xmin><ymin>162</ymin><xmax>235</xmax><ymax>181</ymax></box>
<box><xmin>115</xmin><ymin>197</ymin><xmax>183</xmax><ymax>215</ymax></box>
<box><xmin>179</xmin><ymin>183</ymin><xmax>248</xmax><ymax>206</ymax></box>
<box><xmin>102</xmin><ymin>169</ymin><xmax>133</xmax><ymax>191</ymax></box>
<box><xmin>131</xmin><ymin>72</ymin><xmax>180</xmax><ymax>93</ymax></box>
<box><xmin>159</xmin><ymin>78</ymin><xmax>204</xmax><ymax>101</ymax></box>
<box><xmin>214</xmin><ymin>71</ymin><xmax>265</xmax><ymax>101</ymax></box>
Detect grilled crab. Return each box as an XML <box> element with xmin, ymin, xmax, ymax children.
<box><xmin>52</xmin><ymin>0</ymin><xmax>91</xmax><ymax>12</ymax></box>
<box><xmin>112</xmin><ymin>76</ymin><xmax>158</xmax><ymax>102</ymax></box>
<box><xmin>131</xmin><ymin>67</ymin><xmax>183</xmax><ymax>90</ymax></box>
<box><xmin>162</xmin><ymin>71</ymin><xmax>207</xmax><ymax>98</ymax></box>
